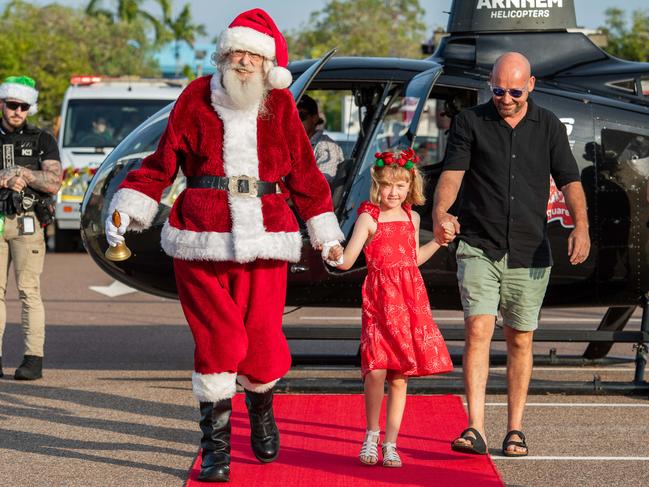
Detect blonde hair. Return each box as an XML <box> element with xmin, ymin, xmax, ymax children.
<box><xmin>370</xmin><ymin>163</ymin><xmax>425</xmax><ymax>206</ymax></box>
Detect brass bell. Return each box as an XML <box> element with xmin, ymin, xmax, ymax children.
<box><xmin>105</xmin><ymin>209</ymin><xmax>132</xmax><ymax>261</ymax></box>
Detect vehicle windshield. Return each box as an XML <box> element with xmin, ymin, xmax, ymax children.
<box><xmin>62</xmin><ymin>99</ymin><xmax>173</xmax><ymax>148</ymax></box>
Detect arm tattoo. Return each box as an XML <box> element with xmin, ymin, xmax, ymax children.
<box><xmin>0</xmin><ymin>166</ymin><xmax>23</xmax><ymax>179</ymax></box>
<box><xmin>23</xmin><ymin>159</ymin><xmax>63</xmax><ymax>195</ymax></box>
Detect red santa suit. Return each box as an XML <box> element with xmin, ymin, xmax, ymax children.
<box><xmin>108</xmin><ymin>71</ymin><xmax>343</xmax><ymax>402</ymax></box>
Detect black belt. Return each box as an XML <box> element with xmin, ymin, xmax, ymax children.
<box><xmin>186</xmin><ymin>175</ymin><xmax>279</xmax><ymax>197</ymax></box>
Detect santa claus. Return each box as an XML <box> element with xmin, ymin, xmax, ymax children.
<box><xmin>105</xmin><ymin>8</ymin><xmax>343</xmax><ymax>483</ymax></box>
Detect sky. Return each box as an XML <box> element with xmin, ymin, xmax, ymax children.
<box><xmin>3</xmin><ymin>0</ymin><xmax>648</xmax><ymax>43</ymax></box>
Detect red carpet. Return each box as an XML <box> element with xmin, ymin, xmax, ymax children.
<box><xmin>186</xmin><ymin>394</ymin><xmax>503</xmax><ymax>486</ymax></box>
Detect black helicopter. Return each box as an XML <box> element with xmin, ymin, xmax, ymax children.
<box><xmin>81</xmin><ymin>0</ymin><xmax>649</xmax><ymax>374</ymax></box>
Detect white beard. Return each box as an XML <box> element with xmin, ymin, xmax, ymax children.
<box><xmin>222</xmin><ymin>64</ymin><xmax>267</xmax><ymax>111</ymax></box>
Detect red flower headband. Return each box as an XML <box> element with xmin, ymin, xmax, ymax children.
<box><xmin>374</xmin><ymin>148</ymin><xmax>420</xmax><ymax>170</ymax></box>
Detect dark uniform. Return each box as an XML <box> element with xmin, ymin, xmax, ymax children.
<box><xmin>0</xmin><ymin>122</ymin><xmax>59</xmax><ymax>366</ymax></box>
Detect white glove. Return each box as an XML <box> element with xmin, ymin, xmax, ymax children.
<box><xmin>105</xmin><ymin>211</ymin><xmax>130</xmax><ymax>247</ymax></box>
<box><xmin>321</xmin><ymin>240</ymin><xmax>344</xmax><ymax>267</ymax></box>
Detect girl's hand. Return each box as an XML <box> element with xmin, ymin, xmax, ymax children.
<box><xmin>434</xmin><ymin>213</ymin><xmax>460</xmax><ymax>246</ymax></box>
<box><xmin>328</xmin><ymin>244</ymin><xmax>344</xmax><ymax>262</ymax></box>
<box><xmin>436</xmin><ymin>221</ymin><xmax>456</xmax><ymax>246</ymax></box>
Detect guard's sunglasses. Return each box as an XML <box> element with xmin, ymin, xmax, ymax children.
<box><xmin>4</xmin><ymin>100</ymin><xmax>31</xmax><ymax>112</ymax></box>
<box><xmin>489</xmin><ymin>85</ymin><xmax>527</xmax><ymax>99</ymax></box>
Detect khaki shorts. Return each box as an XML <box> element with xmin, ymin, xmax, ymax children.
<box><xmin>455</xmin><ymin>240</ymin><xmax>551</xmax><ymax>331</ymax></box>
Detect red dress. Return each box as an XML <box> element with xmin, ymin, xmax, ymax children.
<box><xmin>359</xmin><ymin>201</ymin><xmax>453</xmax><ymax>377</ymax></box>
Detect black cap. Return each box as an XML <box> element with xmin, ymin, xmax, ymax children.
<box><xmin>297</xmin><ymin>94</ymin><xmax>318</xmax><ymax>115</ymax></box>
<box><xmin>297</xmin><ymin>94</ymin><xmax>323</xmax><ymax>124</ymax></box>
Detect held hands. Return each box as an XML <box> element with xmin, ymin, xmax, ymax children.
<box><xmin>321</xmin><ymin>240</ymin><xmax>344</xmax><ymax>266</ymax></box>
<box><xmin>433</xmin><ymin>213</ymin><xmax>460</xmax><ymax>246</ymax></box>
<box><xmin>105</xmin><ymin>210</ymin><xmax>130</xmax><ymax>247</ymax></box>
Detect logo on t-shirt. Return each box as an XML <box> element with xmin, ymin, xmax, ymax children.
<box><xmin>547</xmin><ymin>176</ymin><xmax>574</xmax><ymax>228</ymax></box>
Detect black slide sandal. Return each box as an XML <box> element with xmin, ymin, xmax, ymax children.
<box><xmin>451</xmin><ymin>427</ymin><xmax>487</xmax><ymax>455</ymax></box>
<box><xmin>502</xmin><ymin>430</ymin><xmax>529</xmax><ymax>457</ymax></box>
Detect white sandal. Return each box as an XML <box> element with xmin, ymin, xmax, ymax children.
<box><xmin>382</xmin><ymin>442</ymin><xmax>402</xmax><ymax>467</ymax></box>
<box><xmin>359</xmin><ymin>430</ymin><xmax>380</xmax><ymax>465</ymax></box>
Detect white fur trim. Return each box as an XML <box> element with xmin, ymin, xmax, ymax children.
<box><xmin>161</xmin><ymin>221</ymin><xmax>302</xmax><ymax>262</ymax></box>
<box><xmin>192</xmin><ymin>371</ymin><xmax>237</xmax><ymax>402</ymax></box>
<box><xmin>267</xmin><ymin>66</ymin><xmax>292</xmax><ymax>89</ymax></box>
<box><xmin>0</xmin><ymin>83</ymin><xmax>38</xmax><ymax>115</ymax></box>
<box><xmin>108</xmin><ymin>188</ymin><xmax>159</xmax><ymax>232</ymax></box>
<box><xmin>210</xmin><ymin>72</ymin><xmax>237</xmax><ymax>110</ymax></box>
<box><xmin>219</xmin><ymin>26</ymin><xmax>275</xmax><ymax>60</ymax></box>
<box><xmin>237</xmin><ymin>375</ymin><xmax>278</xmax><ymax>393</ymax></box>
<box><xmin>306</xmin><ymin>212</ymin><xmax>344</xmax><ymax>248</ymax></box>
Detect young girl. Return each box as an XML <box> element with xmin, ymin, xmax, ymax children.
<box><xmin>328</xmin><ymin>148</ymin><xmax>454</xmax><ymax>468</ymax></box>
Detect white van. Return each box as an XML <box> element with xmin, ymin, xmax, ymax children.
<box><xmin>55</xmin><ymin>76</ymin><xmax>185</xmax><ymax>251</ymax></box>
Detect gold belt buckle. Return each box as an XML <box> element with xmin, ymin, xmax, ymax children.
<box><xmin>228</xmin><ymin>175</ymin><xmax>258</xmax><ymax>197</ymax></box>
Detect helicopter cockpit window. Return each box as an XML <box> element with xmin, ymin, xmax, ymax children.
<box><xmin>414</xmin><ymin>89</ymin><xmax>477</xmax><ymax>167</ymax></box>
<box><xmin>600</xmin><ymin>128</ymin><xmax>649</xmax><ymax>182</ymax></box>
<box><xmin>299</xmin><ymin>89</ymin><xmax>362</xmax><ymax>205</ymax></box>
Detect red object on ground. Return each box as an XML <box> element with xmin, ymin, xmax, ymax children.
<box><xmin>186</xmin><ymin>394</ymin><xmax>504</xmax><ymax>486</ymax></box>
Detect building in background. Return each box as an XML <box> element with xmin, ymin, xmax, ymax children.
<box><xmin>154</xmin><ymin>42</ymin><xmax>217</xmax><ymax>78</ymax></box>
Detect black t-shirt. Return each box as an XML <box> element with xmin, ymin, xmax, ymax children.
<box><xmin>442</xmin><ymin>98</ymin><xmax>580</xmax><ymax>268</ymax></box>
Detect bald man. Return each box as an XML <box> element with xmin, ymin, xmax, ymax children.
<box><xmin>433</xmin><ymin>52</ymin><xmax>590</xmax><ymax>457</ymax></box>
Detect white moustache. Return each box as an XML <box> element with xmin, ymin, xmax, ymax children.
<box><xmin>231</xmin><ymin>66</ymin><xmax>255</xmax><ymax>74</ymax></box>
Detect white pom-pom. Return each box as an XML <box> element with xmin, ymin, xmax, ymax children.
<box><xmin>267</xmin><ymin>66</ymin><xmax>292</xmax><ymax>89</ymax></box>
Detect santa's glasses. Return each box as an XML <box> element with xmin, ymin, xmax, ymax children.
<box><xmin>229</xmin><ymin>50</ymin><xmax>264</xmax><ymax>63</ymax></box>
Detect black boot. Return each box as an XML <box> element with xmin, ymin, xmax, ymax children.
<box><xmin>198</xmin><ymin>399</ymin><xmax>231</xmax><ymax>483</ymax></box>
<box><xmin>0</xmin><ymin>356</ymin><xmax>3</xmax><ymax>378</ymax></box>
<box><xmin>245</xmin><ymin>388</ymin><xmax>280</xmax><ymax>463</ymax></box>
<box><xmin>14</xmin><ymin>355</ymin><xmax>42</xmax><ymax>380</ymax></box>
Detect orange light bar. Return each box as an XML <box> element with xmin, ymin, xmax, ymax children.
<box><xmin>70</xmin><ymin>75</ymin><xmax>101</xmax><ymax>86</ymax></box>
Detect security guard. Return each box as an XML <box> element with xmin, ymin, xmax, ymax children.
<box><xmin>0</xmin><ymin>76</ymin><xmax>61</xmax><ymax>380</ymax></box>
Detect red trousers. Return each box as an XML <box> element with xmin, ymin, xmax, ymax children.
<box><xmin>174</xmin><ymin>258</ymin><xmax>291</xmax><ymax>396</ymax></box>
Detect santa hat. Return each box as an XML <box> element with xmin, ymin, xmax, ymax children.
<box><xmin>0</xmin><ymin>75</ymin><xmax>38</xmax><ymax>116</ymax></box>
<box><xmin>218</xmin><ymin>8</ymin><xmax>292</xmax><ymax>90</ymax></box>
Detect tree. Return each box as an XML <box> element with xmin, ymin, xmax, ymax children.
<box><xmin>85</xmin><ymin>0</ymin><xmax>167</xmax><ymax>45</ymax></box>
<box><xmin>286</xmin><ymin>0</ymin><xmax>427</xmax><ymax>59</ymax></box>
<box><xmin>0</xmin><ymin>1</ymin><xmax>160</xmax><ymax>122</ymax></box>
<box><xmin>601</xmin><ymin>8</ymin><xmax>649</xmax><ymax>62</ymax></box>
<box><xmin>159</xmin><ymin>1</ymin><xmax>207</xmax><ymax>76</ymax></box>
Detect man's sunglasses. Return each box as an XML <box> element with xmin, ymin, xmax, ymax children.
<box><xmin>4</xmin><ymin>100</ymin><xmax>31</xmax><ymax>112</ymax></box>
<box><xmin>489</xmin><ymin>85</ymin><xmax>527</xmax><ymax>99</ymax></box>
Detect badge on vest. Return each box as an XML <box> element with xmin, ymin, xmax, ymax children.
<box><xmin>18</xmin><ymin>216</ymin><xmax>35</xmax><ymax>236</ymax></box>
<box><xmin>2</xmin><ymin>144</ymin><xmax>14</xmax><ymax>168</ymax></box>
<box><xmin>21</xmin><ymin>149</ymin><xmax>32</xmax><ymax>156</ymax></box>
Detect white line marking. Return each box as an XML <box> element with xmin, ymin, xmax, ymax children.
<box><xmin>493</xmin><ymin>456</ymin><xmax>649</xmax><ymax>461</ymax></box>
<box><xmin>481</xmin><ymin>403</ymin><xmax>649</xmax><ymax>407</ymax></box>
<box><xmin>299</xmin><ymin>316</ymin><xmax>641</xmax><ymax>323</ymax></box>
<box><xmin>89</xmin><ymin>280</ymin><xmax>137</xmax><ymax>298</ymax></box>
<box><xmin>299</xmin><ymin>316</ymin><xmax>361</xmax><ymax>320</ymax></box>
<box><xmin>491</xmin><ymin>367</ymin><xmax>633</xmax><ymax>372</ymax></box>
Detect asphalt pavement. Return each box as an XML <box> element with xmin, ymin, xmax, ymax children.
<box><xmin>0</xmin><ymin>253</ymin><xmax>648</xmax><ymax>486</ymax></box>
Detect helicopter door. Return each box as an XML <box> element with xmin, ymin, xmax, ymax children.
<box><xmin>285</xmin><ymin>48</ymin><xmax>341</xmax><ymax>288</ymax></box>
<box><xmin>397</xmin><ymin>66</ymin><xmax>443</xmax><ymax>149</ymax></box>
<box><xmin>289</xmin><ymin>48</ymin><xmax>336</xmax><ymax>102</ymax></box>
<box><xmin>332</xmin><ymin>65</ymin><xmax>444</xmax><ymax>275</ymax></box>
